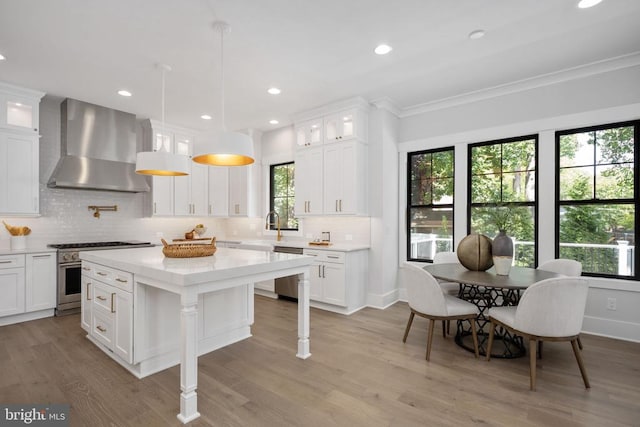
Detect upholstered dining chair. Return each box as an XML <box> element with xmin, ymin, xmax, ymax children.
<box><xmin>403</xmin><ymin>263</ymin><xmax>480</xmax><ymax>361</ymax></box>
<box><xmin>433</xmin><ymin>251</ymin><xmax>461</xmax><ymax>295</ymax></box>
<box><xmin>486</xmin><ymin>277</ymin><xmax>590</xmax><ymax>391</ymax></box>
<box><xmin>537</xmin><ymin>259</ymin><xmax>584</xmax><ymax>351</ymax></box>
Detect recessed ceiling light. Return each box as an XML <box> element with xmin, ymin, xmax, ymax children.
<box><xmin>468</xmin><ymin>29</ymin><xmax>485</xmax><ymax>40</ymax></box>
<box><xmin>117</xmin><ymin>90</ymin><xmax>132</xmax><ymax>97</ymax></box>
<box><xmin>267</xmin><ymin>87</ymin><xmax>281</xmax><ymax>95</ymax></box>
<box><xmin>374</xmin><ymin>44</ymin><xmax>392</xmax><ymax>55</ymax></box>
<box><xmin>269</xmin><ymin>119</ymin><xmax>279</xmax><ymax>125</ymax></box>
<box><xmin>201</xmin><ymin>114</ymin><xmax>212</xmax><ymax>120</ymax></box>
<box><xmin>578</xmin><ymin>0</ymin><xmax>602</xmax><ymax>8</ymax></box>
<box><xmin>0</xmin><ymin>53</ymin><xmax>5</xmax><ymax>61</ymax></box>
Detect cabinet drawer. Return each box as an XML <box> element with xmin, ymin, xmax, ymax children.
<box><xmin>92</xmin><ymin>310</ymin><xmax>114</xmax><ymax>348</ymax></box>
<box><xmin>87</xmin><ymin>262</ymin><xmax>133</xmax><ymax>292</ymax></box>
<box><xmin>92</xmin><ymin>282</ymin><xmax>116</xmax><ymax>314</ymax></box>
<box><xmin>0</xmin><ymin>254</ymin><xmax>25</xmax><ymax>269</ymax></box>
<box><xmin>303</xmin><ymin>249</ymin><xmax>344</xmax><ymax>264</ymax></box>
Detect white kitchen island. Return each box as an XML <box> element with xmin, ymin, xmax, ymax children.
<box><xmin>80</xmin><ymin>246</ymin><xmax>313</xmax><ymax>424</ymax></box>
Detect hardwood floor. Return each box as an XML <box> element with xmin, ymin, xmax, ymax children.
<box><xmin>1</xmin><ymin>296</ymin><xmax>639</xmax><ymax>426</ymax></box>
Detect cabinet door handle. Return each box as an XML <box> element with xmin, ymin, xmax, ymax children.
<box><xmin>86</xmin><ymin>282</ymin><xmax>92</xmax><ymax>300</ymax></box>
<box><xmin>318</xmin><ymin>265</ymin><xmax>322</xmax><ymax>278</ymax></box>
<box><xmin>82</xmin><ymin>267</ymin><xmax>91</xmax><ymax>271</ymax></box>
<box><xmin>327</xmin><ymin>255</ymin><xmax>340</xmax><ymax>259</ymax></box>
<box><xmin>339</xmin><ymin>199</ymin><xmax>342</xmax><ymax>212</ymax></box>
<box><xmin>97</xmin><ymin>272</ymin><xmax>107</xmax><ymax>276</ymax></box>
<box><xmin>115</xmin><ymin>278</ymin><xmax>128</xmax><ymax>283</ymax></box>
<box><xmin>96</xmin><ymin>325</ymin><xmax>107</xmax><ymax>333</ymax></box>
<box><xmin>32</xmin><ymin>254</ymin><xmax>51</xmax><ymax>259</ymax></box>
<box><xmin>96</xmin><ymin>295</ymin><xmax>107</xmax><ymax>301</ymax></box>
<box><xmin>0</xmin><ymin>260</ymin><xmax>13</xmax><ymax>264</ymax></box>
<box><xmin>111</xmin><ymin>293</ymin><xmax>116</xmax><ymax>313</ymax></box>
<box><xmin>322</xmin><ymin>265</ymin><xmax>326</xmax><ymax>278</ymax></box>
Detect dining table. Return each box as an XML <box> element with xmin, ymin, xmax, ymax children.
<box><xmin>423</xmin><ymin>263</ymin><xmax>562</xmax><ymax>358</ymax></box>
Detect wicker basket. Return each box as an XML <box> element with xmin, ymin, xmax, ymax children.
<box><xmin>161</xmin><ymin>237</ymin><xmax>217</xmax><ymax>258</ymax></box>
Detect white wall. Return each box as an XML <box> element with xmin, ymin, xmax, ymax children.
<box><xmin>0</xmin><ymin>96</ymin><xmax>226</xmax><ymax>250</ymax></box>
<box><xmin>396</xmin><ymin>63</ymin><xmax>640</xmax><ymax>342</ymax></box>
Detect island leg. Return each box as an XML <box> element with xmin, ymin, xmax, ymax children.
<box><xmin>296</xmin><ymin>269</ymin><xmax>311</xmax><ymax>359</ymax></box>
<box><xmin>177</xmin><ymin>291</ymin><xmax>200</xmax><ymax>424</ymax></box>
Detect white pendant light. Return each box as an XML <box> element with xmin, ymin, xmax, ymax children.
<box><xmin>136</xmin><ymin>64</ymin><xmax>190</xmax><ymax>176</ymax></box>
<box><xmin>193</xmin><ymin>21</ymin><xmax>254</xmax><ymax>167</ymax></box>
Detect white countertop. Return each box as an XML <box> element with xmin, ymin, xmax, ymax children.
<box><xmin>0</xmin><ymin>246</ymin><xmax>57</xmax><ymax>256</ymax></box>
<box><xmin>217</xmin><ymin>239</ymin><xmax>369</xmax><ymax>252</ymax></box>
<box><xmin>80</xmin><ymin>246</ymin><xmax>313</xmax><ymax>286</ymax></box>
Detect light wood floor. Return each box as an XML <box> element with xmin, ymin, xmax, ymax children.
<box><xmin>1</xmin><ymin>297</ymin><xmax>639</xmax><ymax>427</ymax></box>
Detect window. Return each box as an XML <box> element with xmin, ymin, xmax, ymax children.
<box><xmin>407</xmin><ymin>148</ymin><xmax>454</xmax><ymax>262</ymax></box>
<box><xmin>556</xmin><ymin>121</ymin><xmax>639</xmax><ymax>279</ymax></box>
<box><xmin>468</xmin><ymin>135</ymin><xmax>538</xmax><ymax>267</ymax></box>
<box><xmin>270</xmin><ymin>162</ymin><xmax>298</xmax><ymax>230</ymax></box>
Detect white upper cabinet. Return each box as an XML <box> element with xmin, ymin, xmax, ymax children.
<box><xmin>294</xmin><ymin>147</ymin><xmax>323</xmax><ymax>216</ymax></box>
<box><xmin>173</xmin><ymin>133</ymin><xmax>207</xmax><ymax>216</ymax></box>
<box><xmin>323</xmin><ymin>108</ymin><xmax>366</xmax><ymax>144</ymax></box>
<box><xmin>293</xmin><ymin>100</ymin><xmax>369</xmax><ymax>216</ymax></box>
<box><xmin>0</xmin><ymin>83</ymin><xmax>44</xmax><ymax>134</ymax></box>
<box><xmin>229</xmin><ymin>166</ymin><xmax>249</xmax><ymax>216</ymax></box>
<box><xmin>295</xmin><ymin>118</ymin><xmax>323</xmax><ymax>148</ymax></box>
<box><xmin>208</xmin><ymin>167</ymin><xmax>229</xmax><ymax>217</ymax></box>
<box><xmin>0</xmin><ymin>83</ymin><xmax>44</xmax><ymax>216</ymax></box>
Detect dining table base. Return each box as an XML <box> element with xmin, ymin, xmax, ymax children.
<box><xmin>455</xmin><ymin>284</ymin><xmax>526</xmax><ymax>358</ymax></box>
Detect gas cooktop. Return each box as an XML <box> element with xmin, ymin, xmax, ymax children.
<box><xmin>48</xmin><ymin>241</ymin><xmax>152</xmax><ymax>250</ymax></box>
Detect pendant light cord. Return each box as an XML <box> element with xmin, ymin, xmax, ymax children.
<box><xmin>220</xmin><ymin>25</ymin><xmax>226</xmax><ymax>131</ymax></box>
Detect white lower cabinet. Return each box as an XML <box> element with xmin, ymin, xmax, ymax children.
<box><xmin>303</xmin><ymin>249</ymin><xmax>368</xmax><ymax>314</ymax></box>
<box><xmin>0</xmin><ymin>252</ymin><xmax>55</xmax><ymax>324</ymax></box>
<box><xmin>84</xmin><ymin>261</ymin><xmax>134</xmax><ymax>364</ymax></box>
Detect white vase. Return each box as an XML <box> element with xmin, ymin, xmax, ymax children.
<box><xmin>10</xmin><ymin>235</ymin><xmax>26</xmax><ymax>250</ymax></box>
<box><xmin>493</xmin><ymin>256</ymin><xmax>512</xmax><ymax>275</ymax></box>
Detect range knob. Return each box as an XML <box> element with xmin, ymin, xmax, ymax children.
<box><xmin>62</xmin><ymin>253</ymin><xmax>71</xmax><ymax>262</ymax></box>
<box><xmin>71</xmin><ymin>252</ymin><xmax>79</xmax><ymax>261</ymax></box>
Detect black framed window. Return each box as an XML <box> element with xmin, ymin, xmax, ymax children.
<box><xmin>556</xmin><ymin>120</ymin><xmax>639</xmax><ymax>279</ymax></box>
<box><xmin>407</xmin><ymin>148</ymin><xmax>454</xmax><ymax>262</ymax></box>
<box><xmin>468</xmin><ymin>135</ymin><xmax>538</xmax><ymax>267</ymax></box>
<box><xmin>270</xmin><ymin>162</ymin><xmax>298</xmax><ymax>230</ymax></box>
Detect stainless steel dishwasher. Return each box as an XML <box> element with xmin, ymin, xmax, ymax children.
<box><xmin>273</xmin><ymin>246</ymin><xmax>304</xmax><ymax>300</ymax></box>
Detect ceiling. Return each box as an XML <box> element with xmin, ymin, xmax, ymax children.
<box><xmin>1</xmin><ymin>0</ymin><xmax>639</xmax><ymax>133</ymax></box>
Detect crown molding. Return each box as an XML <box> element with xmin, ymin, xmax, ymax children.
<box><xmin>291</xmin><ymin>96</ymin><xmax>370</xmax><ymax>123</ymax></box>
<box><xmin>370</xmin><ymin>97</ymin><xmax>402</xmax><ymax>117</ymax></box>
<box><xmin>400</xmin><ymin>51</ymin><xmax>640</xmax><ymax>118</ymax></box>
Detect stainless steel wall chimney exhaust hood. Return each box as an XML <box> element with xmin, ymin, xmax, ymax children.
<box><xmin>47</xmin><ymin>99</ymin><xmax>150</xmax><ymax>192</ymax></box>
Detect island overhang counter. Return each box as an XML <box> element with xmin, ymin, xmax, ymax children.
<box><xmin>80</xmin><ymin>246</ymin><xmax>313</xmax><ymax>424</ymax></box>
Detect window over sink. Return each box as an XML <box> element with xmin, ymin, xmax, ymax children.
<box><xmin>270</xmin><ymin>161</ymin><xmax>298</xmax><ymax>230</ymax></box>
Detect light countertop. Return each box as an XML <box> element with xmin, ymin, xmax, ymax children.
<box><xmin>216</xmin><ymin>239</ymin><xmax>369</xmax><ymax>252</ymax></box>
<box><xmin>80</xmin><ymin>246</ymin><xmax>313</xmax><ymax>286</ymax></box>
<box><xmin>0</xmin><ymin>246</ymin><xmax>57</xmax><ymax>256</ymax></box>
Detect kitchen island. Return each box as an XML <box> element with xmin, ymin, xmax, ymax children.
<box><xmin>80</xmin><ymin>246</ymin><xmax>313</xmax><ymax>424</ymax></box>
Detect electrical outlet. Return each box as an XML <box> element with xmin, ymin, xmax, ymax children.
<box><xmin>345</xmin><ymin>234</ymin><xmax>353</xmax><ymax>241</ymax></box>
<box><xmin>606</xmin><ymin>298</ymin><xmax>617</xmax><ymax>311</ymax></box>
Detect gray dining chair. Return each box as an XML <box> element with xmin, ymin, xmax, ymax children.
<box><xmin>402</xmin><ymin>263</ymin><xmax>480</xmax><ymax>361</ymax></box>
<box><xmin>486</xmin><ymin>277</ymin><xmax>590</xmax><ymax>391</ymax></box>
<box><xmin>537</xmin><ymin>259</ymin><xmax>584</xmax><ymax>351</ymax></box>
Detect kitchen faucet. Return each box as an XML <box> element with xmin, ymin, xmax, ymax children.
<box><xmin>265</xmin><ymin>211</ymin><xmax>282</xmax><ymax>241</ymax></box>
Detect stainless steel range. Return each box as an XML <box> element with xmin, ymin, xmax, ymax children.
<box><xmin>48</xmin><ymin>241</ymin><xmax>153</xmax><ymax>315</ymax></box>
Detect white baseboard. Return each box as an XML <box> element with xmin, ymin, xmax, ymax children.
<box><xmin>0</xmin><ymin>309</ymin><xmax>54</xmax><ymax>327</ymax></box>
<box><xmin>366</xmin><ymin>289</ymin><xmax>400</xmax><ymax>309</ymax></box>
<box><xmin>582</xmin><ymin>315</ymin><xmax>640</xmax><ymax>343</ymax></box>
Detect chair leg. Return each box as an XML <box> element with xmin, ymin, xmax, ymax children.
<box><xmin>469</xmin><ymin>317</ymin><xmax>479</xmax><ymax>358</ymax></box>
<box><xmin>577</xmin><ymin>335</ymin><xmax>583</xmax><ymax>350</ymax></box>
<box><xmin>538</xmin><ymin>341</ymin><xmax>543</xmax><ymax>359</ymax></box>
<box><xmin>403</xmin><ymin>311</ymin><xmax>415</xmax><ymax>343</ymax></box>
<box><xmin>571</xmin><ymin>339</ymin><xmax>590</xmax><ymax>389</ymax></box>
<box><xmin>530</xmin><ymin>339</ymin><xmax>538</xmax><ymax>391</ymax></box>
<box><xmin>447</xmin><ymin>320</ymin><xmax>451</xmax><ymax>335</ymax></box>
<box><xmin>486</xmin><ymin>321</ymin><xmax>496</xmax><ymax>361</ymax></box>
<box><xmin>426</xmin><ymin>319</ymin><xmax>435</xmax><ymax>361</ymax></box>
<box><xmin>442</xmin><ymin>320</ymin><xmax>446</xmax><ymax>338</ymax></box>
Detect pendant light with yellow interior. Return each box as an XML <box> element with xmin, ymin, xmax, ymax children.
<box><xmin>192</xmin><ymin>21</ymin><xmax>254</xmax><ymax>167</ymax></box>
<box><xmin>136</xmin><ymin>64</ymin><xmax>190</xmax><ymax>176</ymax></box>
